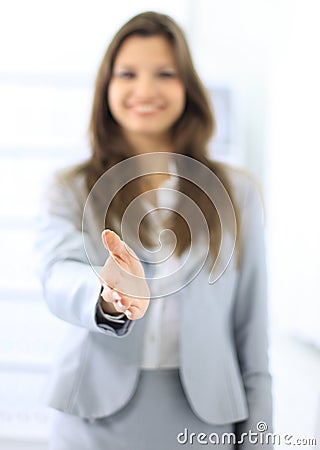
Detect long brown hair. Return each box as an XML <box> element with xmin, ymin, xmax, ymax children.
<box><xmin>77</xmin><ymin>11</ymin><xmax>239</xmax><ymax>262</ymax></box>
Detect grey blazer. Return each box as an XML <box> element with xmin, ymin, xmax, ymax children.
<box><xmin>35</xmin><ymin>164</ymin><xmax>273</xmax><ymax>435</ymax></box>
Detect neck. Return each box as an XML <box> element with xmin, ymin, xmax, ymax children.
<box><xmin>123</xmin><ymin>132</ymin><xmax>174</xmax><ymax>155</ymax></box>
<box><xmin>122</xmin><ymin>132</ymin><xmax>174</xmax><ymax>192</ymax></box>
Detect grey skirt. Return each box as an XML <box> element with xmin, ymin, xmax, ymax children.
<box><xmin>49</xmin><ymin>369</ymin><xmax>235</xmax><ymax>450</ymax></box>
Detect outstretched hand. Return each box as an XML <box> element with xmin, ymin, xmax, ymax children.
<box><xmin>99</xmin><ymin>230</ymin><xmax>150</xmax><ymax>320</ymax></box>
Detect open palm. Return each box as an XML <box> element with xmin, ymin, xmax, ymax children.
<box><xmin>100</xmin><ymin>230</ymin><xmax>150</xmax><ymax>320</ymax></box>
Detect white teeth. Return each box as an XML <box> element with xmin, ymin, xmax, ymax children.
<box><xmin>134</xmin><ymin>105</ymin><xmax>157</xmax><ymax>113</ymax></box>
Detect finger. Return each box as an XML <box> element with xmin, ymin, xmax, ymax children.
<box><xmin>101</xmin><ymin>284</ymin><xmax>121</xmax><ymax>302</ymax></box>
<box><xmin>114</xmin><ymin>300</ymin><xmax>128</xmax><ymax>313</ymax></box>
<box><xmin>125</xmin><ymin>305</ymin><xmax>141</xmax><ymax>320</ymax></box>
<box><xmin>101</xmin><ymin>286</ymin><xmax>131</xmax><ymax>314</ymax></box>
<box><xmin>115</xmin><ymin>297</ymin><xmax>131</xmax><ymax>311</ymax></box>
<box><xmin>102</xmin><ymin>230</ymin><xmax>129</xmax><ymax>263</ymax></box>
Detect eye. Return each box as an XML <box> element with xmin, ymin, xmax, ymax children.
<box><xmin>114</xmin><ymin>71</ymin><xmax>135</xmax><ymax>79</ymax></box>
<box><xmin>157</xmin><ymin>71</ymin><xmax>177</xmax><ymax>79</ymax></box>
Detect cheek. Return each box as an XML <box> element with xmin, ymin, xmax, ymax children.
<box><xmin>172</xmin><ymin>85</ymin><xmax>186</xmax><ymax>116</ymax></box>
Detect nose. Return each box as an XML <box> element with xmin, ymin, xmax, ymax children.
<box><xmin>133</xmin><ymin>74</ymin><xmax>158</xmax><ymax>99</ymax></box>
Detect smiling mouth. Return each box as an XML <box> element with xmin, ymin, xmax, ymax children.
<box><xmin>130</xmin><ymin>104</ymin><xmax>163</xmax><ymax>114</ymax></box>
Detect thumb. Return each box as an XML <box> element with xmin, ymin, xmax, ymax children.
<box><xmin>102</xmin><ymin>229</ymin><xmax>128</xmax><ymax>261</ymax></box>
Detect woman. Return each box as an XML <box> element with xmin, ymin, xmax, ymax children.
<box><xmin>36</xmin><ymin>11</ymin><xmax>273</xmax><ymax>450</ymax></box>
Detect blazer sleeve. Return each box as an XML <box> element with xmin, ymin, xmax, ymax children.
<box><xmin>34</xmin><ymin>171</ymin><xmax>133</xmax><ymax>336</ymax></box>
<box><xmin>232</xmin><ymin>179</ymin><xmax>273</xmax><ymax>449</ymax></box>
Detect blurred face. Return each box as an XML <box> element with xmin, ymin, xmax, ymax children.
<box><xmin>108</xmin><ymin>35</ymin><xmax>185</xmax><ymax>149</ymax></box>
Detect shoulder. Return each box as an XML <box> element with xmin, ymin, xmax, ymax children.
<box><xmin>220</xmin><ymin>163</ymin><xmax>264</xmax><ymax>214</ymax></box>
<box><xmin>46</xmin><ymin>162</ymin><xmax>89</xmax><ymax>199</ymax></box>
<box><xmin>224</xmin><ymin>167</ymin><xmax>266</xmax><ymax>245</ymax></box>
<box><xmin>41</xmin><ymin>162</ymin><xmax>89</xmax><ymax>214</ymax></box>
<box><xmin>51</xmin><ymin>162</ymin><xmax>88</xmax><ymax>190</ymax></box>
<box><xmin>207</xmin><ymin>160</ymin><xmax>266</xmax><ymax>233</ymax></box>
